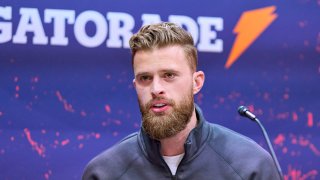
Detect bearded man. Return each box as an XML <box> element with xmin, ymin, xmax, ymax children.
<box><xmin>82</xmin><ymin>22</ymin><xmax>280</xmax><ymax>180</ymax></box>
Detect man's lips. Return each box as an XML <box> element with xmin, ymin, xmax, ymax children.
<box><xmin>149</xmin><ymin>100</ymin><xmax>171</xmax><ymax>113</ymax></box>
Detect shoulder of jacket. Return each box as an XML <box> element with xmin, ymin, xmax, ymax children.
<box><xmin>82</xmin><ymin>132</ymin><xmax>141</xmax><ymax>180</ymax></box>
<box><xmin>206</xmin><ymin>123</ymin><xmax>275</xmax><ymax>179</ymax></box>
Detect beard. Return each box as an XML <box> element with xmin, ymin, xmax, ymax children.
<box><xmin>138</xmin><ymin>89</ymin><xmax>194</xmax><ymax>140</ymax></box>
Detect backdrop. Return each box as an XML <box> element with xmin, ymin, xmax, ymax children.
<box><xmin>0</xmin><ymin>0</ymin><xmax>319</xmax><ymax>179</ymax></box>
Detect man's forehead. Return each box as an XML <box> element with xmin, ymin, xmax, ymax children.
<box><xmin>134</xmin><ymin>46</ymin><xmax>186</xmax><ymax>63</ymax></box>
<box><xmin>132</xmin><ymin>45</ymin><xmax>193</xmax><ymax>74</ymax></box>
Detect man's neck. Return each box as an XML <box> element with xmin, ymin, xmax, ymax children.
<box><xmin>159</xmin><ymin>110</ymin><xmax>198</xmax><ymax>156</ymax></box>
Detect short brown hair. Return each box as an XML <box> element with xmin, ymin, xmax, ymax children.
<box><xmin>129</xmin><ymin>22</ymin><xmax>198</xmax><ymax>72</ymax></box>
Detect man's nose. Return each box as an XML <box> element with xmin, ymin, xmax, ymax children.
<box><xmin>150</xmin><ymin>77</ymin><xmax>165</xmax><ymax>97</ymax></box>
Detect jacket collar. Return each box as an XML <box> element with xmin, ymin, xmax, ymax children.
<box><xmin>138</xmin><ymin>104</ymin><xmax>211</xmax><ymax>165</ymax></box>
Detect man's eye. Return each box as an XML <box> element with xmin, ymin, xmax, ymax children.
<box><xmin>139</xmin><ymin>76</ymin><xmax>151</xmax><ymax>82</ymax></box>
<box><xmin>164</xmin><ymin>73</ymin><xmax>175</xmax><ymax>79</ymax></box>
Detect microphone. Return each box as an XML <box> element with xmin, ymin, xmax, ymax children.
<box><xmin>238</xmin><ymin>106</ymin><xmax>283</xmax><ymax>180</ymax></box>
<box><xmin>238</xmin><ymin>106</ymin><xmax>256</xmax><ymax>120</ymax></box>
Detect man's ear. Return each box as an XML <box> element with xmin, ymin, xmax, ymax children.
<box><xmin>133</xmin><ymin>79</ymin><xmax>136</xmax><ymax>88</ymax></box>
<box><xmin>193</xmin><ymin>71</ymin><xmax>205</xmax><ymax>94</ymax></box>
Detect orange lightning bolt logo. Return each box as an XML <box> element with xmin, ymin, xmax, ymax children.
<box><xmin>225</xmin><ymin>6</ymin><xmax>278</xmax><ymax>69</ymax></box>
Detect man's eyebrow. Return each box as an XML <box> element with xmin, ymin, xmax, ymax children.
<box><xmin>135</xmin><ymin>72</ymin><xmax>151</xmax><ymax>77</ymax></box>
<box><xmin>160</xmin><ymin>69</ymin><xmax>181</xmax><ymax>75</ymax></box>
<box><xmin>159</xmin><ymin>69</ymin><xmax>180</xmax><ymax>74</ymax></box>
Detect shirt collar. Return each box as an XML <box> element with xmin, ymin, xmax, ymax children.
<box><xmin>138</xmin><ymin>104</ymin><xmax>211</xmax><ymax>165</ymax></box>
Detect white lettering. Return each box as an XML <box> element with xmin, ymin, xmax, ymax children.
<box><xmin>1</xmin><ymin>6</ymin><xmax>224</xmax><ymax>52</ymax></box>
<box><xmin>107</xmin><ymin>12</ymin><xmax>134</xmax><ymax>48</ymax></box>
<box><xmin>169</xmin><ymin>15</ymin><xmax>199</xmax><ymax>44</ymax></box>
<box><xmin>0</xmin><ymin>6</ymin><xmax>12</xmax><ymax>43</ymax></box>
<box><xmin>12</xmin><ymin>8</ymin><xmax>48</xmax><ymax>44</ymax></box>
<box><xmin>74</xmin><ymin>11</ymin><xmax>107</xmax><ymax>48</ymax></box>
<box><xmin>197</xmin><ymin>17</ymin><xmax>223</xmax><ymax>52</ymax></box>
<box><xmin>44</xmin><ymin>9</ymin><xmax>75</xmax><ymax>46</ymax></box>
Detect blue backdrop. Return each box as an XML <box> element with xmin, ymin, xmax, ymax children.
<box><xmin>1</xmin><ymin>0</ymin><xmax>319</xmax><ymax>179</ymax></box>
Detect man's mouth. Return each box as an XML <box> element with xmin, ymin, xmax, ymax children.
<box><xmin>153</xmin><ymin>103</ymin><xmax>166</xmax><ymax>108</ymax></box>
<box><xmin>150</xmin><ymin>102</ymin><xmax>170</xmax><ymax>113</ymax></box>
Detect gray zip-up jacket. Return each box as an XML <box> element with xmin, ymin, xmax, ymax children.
<box><xmin>82</xmin><ymin>105</ymin><xmax>280</xmax><ymax>180</ymax></box>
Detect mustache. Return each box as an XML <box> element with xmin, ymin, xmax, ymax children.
<box><xmin>145</xmin><ymin>97</ymin><xmax>175</xmax><ymax>110</ymax></box>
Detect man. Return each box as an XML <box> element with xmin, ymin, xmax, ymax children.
<box><xmin>82</xmin><ymin>22</ymin><xmax>280</xmax><ymax>180</ymax></box>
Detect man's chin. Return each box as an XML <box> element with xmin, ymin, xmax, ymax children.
<box><xmin>154</xmin><ymin>113</ymin><xmax>166</xmax><ymax>117</ymax></box>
